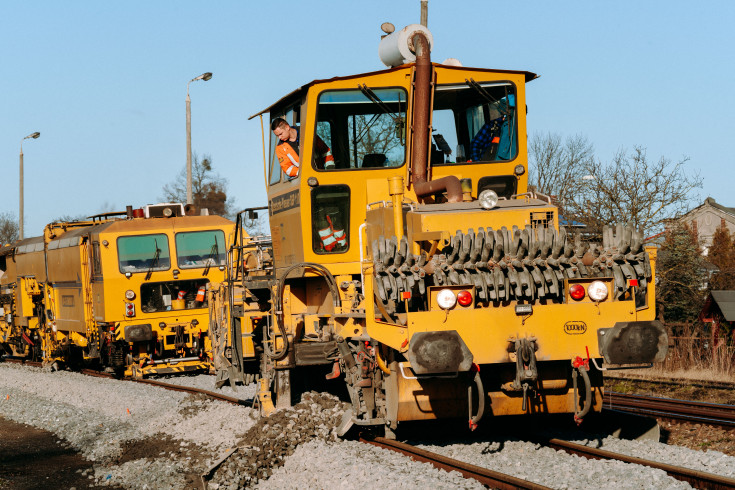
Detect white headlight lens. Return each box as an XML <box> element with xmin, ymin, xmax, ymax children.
<box><xmin>587</xmin><ymin>281</ymin><xmax>608</xmax><ymax>301</ymax></box>
<box><xmin>478</xmin><ymin>189</ymin><xmax>499</xmax><ymax>210</ymax></box>
<box><xmin>436</xmin><ymin>289</ymin><xmax>457</xmax><ymax>309</ymax></box>
<box><xmin>125</xmin><ymin>289</ymin><xmax>136</xmax><ymax>300</ymax></box>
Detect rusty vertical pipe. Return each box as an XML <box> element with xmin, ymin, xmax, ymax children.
<box><xmin>411</xmin><ymin>33</ymin><xmax>462</xmax><ymax>203</ymax></box>
<box><xmin>411</xmin><ymin>32</ymin><xmax>431</xmax><ymax>187</ymax></box>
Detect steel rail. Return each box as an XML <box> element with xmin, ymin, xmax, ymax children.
<box><xmin>606</xmin><ymin>391</ymin><xmax>735</xmax><ymax>429</ymax></box>
<box><xmin>360</xmin><ymin>436</ymin><xmax>550</xmax><ymax>490</ymax></box>
<box><xmin>605</xmin><ymin>373</ymin><xmax>735</xmax><ymax>391</ymax></box>
<box><xmin>536</xmin><ymin>437</ymin><xmax>735</xmax><ymax>490</ymax></box>
<box><xmin>131</xmin><ymin>378</ymin><xmax>254</xmax><ymax>407</ymax></box>
<box><xmin>76</xmin><ymin>368</ymin><xmax>254</xmax><ymax>406</ymax></box>
<box><xmin>1</xmin><ymin>358</ymin><xmax>42</xmax><ymax>367</ymax></box>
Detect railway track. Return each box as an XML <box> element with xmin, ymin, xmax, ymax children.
<box><xmin>6</xmin><ymin>359</ymin><xmax>735</xmax><ymax>489</ymax></box>
<box><xmin>360</xmin><ymin>435</ymin><xmax>550</xmax><ymax>489</ymax></box>
<box><xmin>606</xmin><ymin>391</ymin><xmax>735</xmax><ymax>429</ymax></box>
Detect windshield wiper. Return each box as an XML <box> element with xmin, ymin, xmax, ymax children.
<box><xmin>145</xmin><ymin>239</ymin><xmax>161</xmax><ymax>281</ymax></box>
<box><xmin>358</xmin><ymin>84</ymin><xmax>403</xmax><ymax>123</ymax></box>
<box><xmin>202</xmin><ymin>236</ymin><xmax>219</xmax><ymax>276</ymax></box>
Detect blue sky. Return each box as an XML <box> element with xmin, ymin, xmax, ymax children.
<box><xmin>2</xmin><ymin>1</ymin><xmax>733</xmax><ymax>235</ymax></box>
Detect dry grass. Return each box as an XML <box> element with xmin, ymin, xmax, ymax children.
<box><xmin>625</xmin><ymin>329</ymin><xmax>735</xmax><ymax>382</ymax></box>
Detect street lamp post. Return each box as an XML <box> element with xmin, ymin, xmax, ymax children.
<box><xmin>19</xmin><ymin>132</ymin><xmax>40</xmax><ymax>240</ymax></box>
<box><xmin>186</xmin><ymin>72</ymin><xmax>213</xmax><ymax>205</ymax></box>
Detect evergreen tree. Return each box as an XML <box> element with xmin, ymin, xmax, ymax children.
<box><xmin>708</xmin><ymin>225</ymin><xmax>735</xmax><ymax>290</ymax></box>
<box><xmin>656</xmin><ymin>223</ymin><xmax>707</xmax><ymax>322</ymax></box>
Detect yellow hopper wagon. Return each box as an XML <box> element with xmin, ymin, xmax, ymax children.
<box><xmin>212</xmin><ymin>24</ymin><xmax>668</xmax><ymax>436</ymax></box>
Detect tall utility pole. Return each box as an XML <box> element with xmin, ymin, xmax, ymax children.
<box><xmin>186</xmin><ymin>72</ymin><xmax>213</xmax><ymax>205</ymax></box>
<box><xmin>19</xmin><ymin>132</ymin><xmax>40</xmax><ymax>240</ymax></box>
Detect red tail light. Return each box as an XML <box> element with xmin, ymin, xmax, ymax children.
<box><xmin>457</xmin><ymin>290</ymin><xmax>473</xmax><ymax>307</ymax></box>
<box><xmin>125</xmin><ymin>303</ymin><xmax>135</xmax><ymax>317</ymax></box>
<box><xmin>569</xmin><ymin>284</ymin><xmax>585</xmax><ymax>301</ymax></box>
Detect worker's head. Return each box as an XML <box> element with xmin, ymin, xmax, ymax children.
<box><xmin>271</xmin><ymin>118</ymin><xmax>291</xmax><ymax>141</ymax></box>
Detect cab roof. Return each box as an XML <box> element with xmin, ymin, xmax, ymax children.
<box><xmin>248</xmin><ymin>63</ymin><xmax>538</xmax><ymax>120</ymax></box>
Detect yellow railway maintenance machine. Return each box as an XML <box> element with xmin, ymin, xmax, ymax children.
<box><xmin>215</xmin><ymin>24</ymin><xmax>668</xmax><ymax>436</ymax></box>
<box><xmin>1</xmin><ymin>203</ymin><xmax>234</xmax><ymax>377</ymax></box>
<box><xmin>0</xmin><ymin>237</ymin><xmax>48</xmax><ymax>360</ymax></box>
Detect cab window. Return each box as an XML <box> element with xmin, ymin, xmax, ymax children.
<box><xmin>314</xmin><ymin>88</ymin><xmax>407</xmax><ymax>170</ymax></box>
<box><xmin>175</xmin><ymin>230</ymin><xmax>226</xmax><ymax>269</ymax></box>
<box><xmin>117</xmin><ymin>234</ymin><xmax>170</xmax><ymax>273</ymax></box>
<box><xmin>431</xmin><ymin>82</ymin><xmax>518</xmax><ymax>164</ymax></box>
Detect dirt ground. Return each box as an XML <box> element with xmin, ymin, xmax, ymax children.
<box><xmin>0</xmin><ymin>416</ymin><xmax>101</xmax><ymax>489</ymax></box>
<box><xmin>604</xmin><ymin>377</ymin><xmax>735</xmax><ymax>456</ymax></box>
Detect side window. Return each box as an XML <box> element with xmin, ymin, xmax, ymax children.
<box><xmin>269</xmin><ymin>108</ymin><xmax>298</xmax><ymax>185</ymax></box>
<box><xmin>92</xmin><ymin>242</ymin><xmax>102</xmax><ymax>275</ymax></box>
<box><xmin>311</xmin><ymin>185</ymin><xmax>350</xmax><ymax>254</ymax></box>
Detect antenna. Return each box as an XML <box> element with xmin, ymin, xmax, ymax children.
<box><xmin>420</xmin><ymin>0</ymin><xmax>428</xmax><ymax>27</ymax></box>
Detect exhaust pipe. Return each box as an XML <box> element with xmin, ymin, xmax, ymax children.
<box><xmin>410</xmin><ymin>32</ymin><xmax>462</xmax><ymax>203</ymax></box>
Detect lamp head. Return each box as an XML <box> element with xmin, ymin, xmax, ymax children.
<box><xmin>201</xmin><ymin>72</ymin><xmax>212</xmax><ymax>81</ymax></box>
<box><xmin>25</xmin><ymin>132</ymin><xmax>40</xmax><ymax>140</ymax></box>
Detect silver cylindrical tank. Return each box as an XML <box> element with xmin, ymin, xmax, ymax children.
<box><xmin>378</xmin><ymin>24</ymin><xmax>433</xmax><ymax>68</ymax></box>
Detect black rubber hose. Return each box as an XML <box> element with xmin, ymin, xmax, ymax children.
<box><xmin>266</xmin><ymin>262</ymin><xmax>341</xmax><ymax>360</ymax></box>
<box><xmin>574</xmin><ymin>367</ymin><xmax>593</xmax><ymax>422</ymax></box>
<box><xmin>469</xmin><ymin>370</ymin><xmax>485</xmax><ymax>428</ymax></box>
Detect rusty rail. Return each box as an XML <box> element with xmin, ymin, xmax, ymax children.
<box><xmin>359</xmin><ymin>436</ymin><xmax>549</xmax><ymax>490</ymax></box>
<box><xmin>536</xmin><ymin>437</ymin><xmax>735</xmax><ymax>490</ymax></box>
<box><xmin>606</xmin><ymin>391</ymin><xmax>735</xmax><ymax>429</ymax></box>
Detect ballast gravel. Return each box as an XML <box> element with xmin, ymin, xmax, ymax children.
<box><xmin>4</xmin><ymin>361</ymin><xmax>735</xmax><ymax>490</ymax></box>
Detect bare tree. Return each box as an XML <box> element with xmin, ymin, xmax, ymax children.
<box><xmin>569</xmin><ymin>147</ymin><xmax>702</xmax><ymax>237</ymax></box>
<box><xmin>528</xmin><ymin>132</ymin><xmax>594</xmax><ymax>209</ymax></box>
<box><xmin>162</xmin><ymin>153</ymin><xmax>235</xmax><ymax>218</ymax></box>
<box><xmin>0</xmin><ymin>212</ymin><xmax>19</xmax><ymax>246</ymax></box>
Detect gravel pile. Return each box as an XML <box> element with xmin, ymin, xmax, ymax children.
<box><xmin>208</xmin><ymin>391</ymin><xmax>350</xmax><ymax>488</ymax></box>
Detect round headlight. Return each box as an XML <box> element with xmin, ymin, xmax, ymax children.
<box><xmin>457</xmin><ymin>290</ymin><xmax>473</xmax><ymax>307</ymax></box>
<box><xmin>588</xmin><ymin>281</ymin><xmax>609</xmax><ymax>301</ymax></box>
<box><xmin>514</xmin><ymin>164</ymin><xmax>526</xmax><ymax>176</ymax></box>
<box><xmin>125</xmin><ymin>290</ymin><xmax>136</xmax><ymax>300</ymax></box>
<box><xmin>163</xmin><ymin>207</ymin><xmax>173</xmax><ymax>217</ymax></box>
<box><xmin>436</xmin><ymin>289</ymin><xmax>457</xmax><ymax>309</ymax></box>
<box><xmin>569</xmin><ymin>284</ymin><xmax>585</xmax><ymax>300</ymax></box>
<box><xmin>478</xmin><ymin>189</ymin><xmax>499</xmax><ymax>210</ymax></box>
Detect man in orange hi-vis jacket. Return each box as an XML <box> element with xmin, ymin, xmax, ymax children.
<box><xmin>271</xmin><ymin>118</ymin><xmax>335</xmax><ymax>178</ymax></box>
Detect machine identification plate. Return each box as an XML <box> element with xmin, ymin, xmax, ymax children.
<box><xmin>269</xmin><ymin>190</ymin><xmax>300</xmax><ymax>216</ymax></box>
<box><xmin>564</xmin><ymin>321</ymin><xmax>587</xmax><ymax>335</ymax></box>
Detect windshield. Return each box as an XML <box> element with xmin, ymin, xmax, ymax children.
<box><xmin>431</xmin><ymin>82</ymin><xmax>518</xmax><ymax>165</ymax></box>
<box><xmin>175</xmin><ymin>230</ymin><xmax>226</xmax><ymax>269</ymax></box>
<box><xmin>118</xmin><ymin>234</ymin><xmax>170</xmax><ymax>273</ymax></box>
<box><xmin>314</xmin><ymin>87</ymin><xmax>407</xmax><ymax>170</ymax></box>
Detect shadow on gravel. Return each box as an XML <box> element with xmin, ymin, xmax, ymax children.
<box><xmin>113</xmin><ymin>434</ymin><xmax>209</xmax><ymax>488</ymax></box>
<box><xmin>0</xmin><ymin>416</ymin><xmax>119</xmax><ymax>489</ymax></box>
